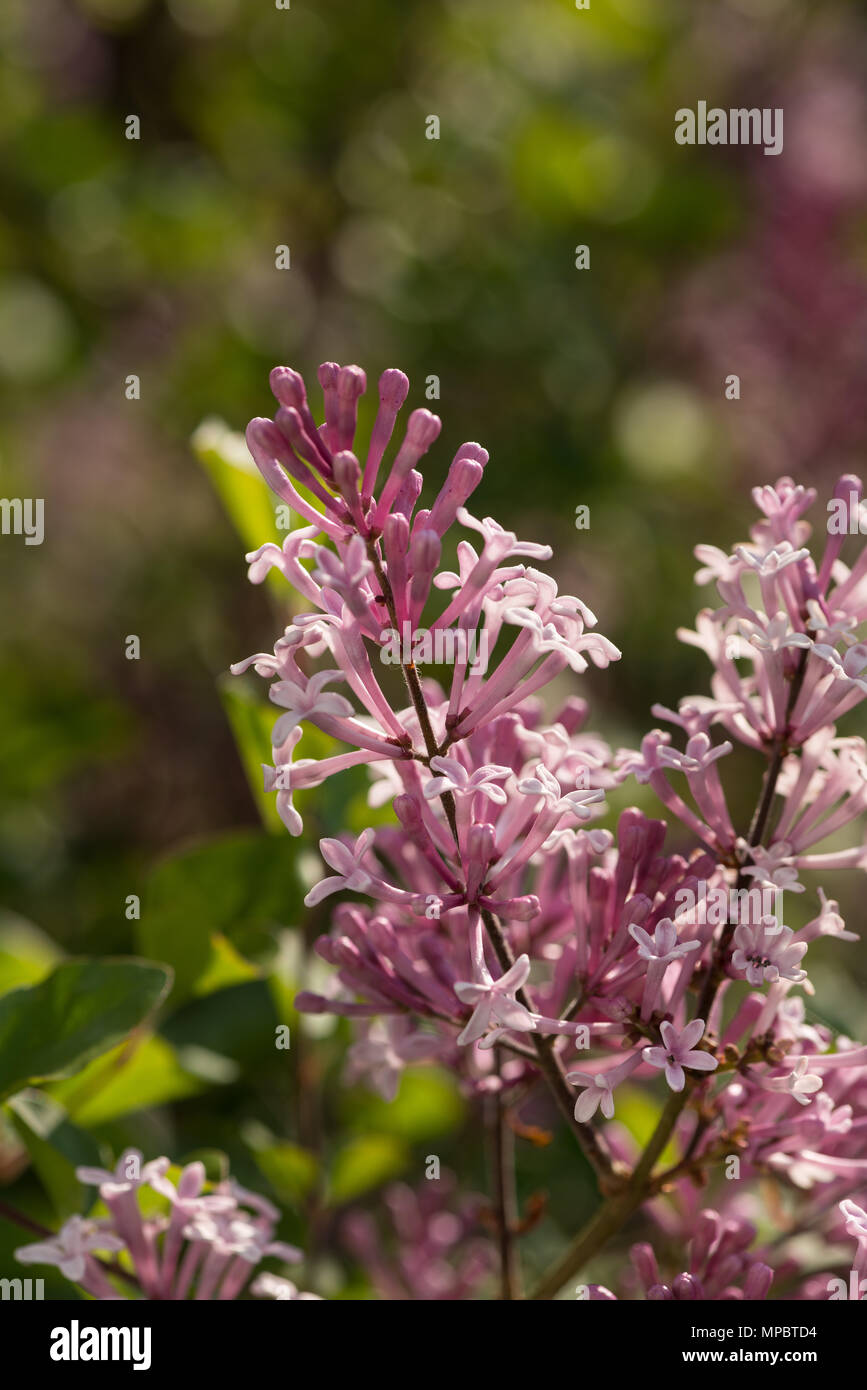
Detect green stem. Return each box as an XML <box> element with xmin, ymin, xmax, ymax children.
<box><xmin>529</xmin><ymin>1089</ymin><xmax>686</xmax><ymax>1300</ymax></box>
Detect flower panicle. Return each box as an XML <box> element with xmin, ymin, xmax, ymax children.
<box><xmin>14</xmin><ymin>1150</ymin><xmax>318</xmax><ymax>1302</ymax></box>
<box><xmin>233</xmin><ymin>365</ymin><xmax>867</xmax><ymax>1299</ymax></box>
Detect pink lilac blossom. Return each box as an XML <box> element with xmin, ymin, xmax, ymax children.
<box><xmin>235</xmin><ymin>363</ymin><xmax>867</xmax><ymax>1299</ymax></box>
<box><xmin>622</xmin><ymin>1209</ymin><xmax>775</xmax><ymax>1301</ymax></box>
<box><xmin>642</xmin><ymin>1019</ymin><xmax>719</xmax><ymax>1093</ymax></box>
<box><xmin>341</xmin><ymin>1173</ymin><xmax>495</xmax><ymax>1300</ymax></box>
<box><xmin>15</xmin><ymin>1151</ymin><xmax>315</xmax><ymax>1301</ymax></box>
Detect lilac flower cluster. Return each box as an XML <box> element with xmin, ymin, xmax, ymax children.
<box><xmin>342</xmin><ymin>1172</ymin><xmax>494</xmax><ymax>1300</ymax></box>
<box><xmin>584</xmin><ymin>1208</ymin><xmax>775</xmax><ymax>1302</ymax></box>
<box><xmin>15</xmin><ymin>1151</ymin><xmax>317</xmax><ymax>1301</ymax></box>
<box><xmin>232</xmin><ymin>367</ymin><xmax>867</xmax><ymax>1298</ymax></box>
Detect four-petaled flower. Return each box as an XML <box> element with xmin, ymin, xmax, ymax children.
<box><xmin>453</xmin><ymin>956</ymin><xmax>535</xmax><ymax>1045</ymax></box>
<box><xmin>734</xmin><ymin>543</ymin><xmax>810</xmax><ymax>576</ymax></box>
<box><xmin>304</xmin><ymin>829</ymin><xmax>377</xmax><ymax>906</ymax></box>
<box><xmin>813</xmin><ymin>887</ymin><xmax>859</xmax><ymax>942</ymax></box>
<box><xmin>517</xmin><ymin>764</ymin><xmax>604</xmax><ymax>818</ymax></box>
<box><xmin>15</xmin><ymin>1216</ymin><xmax>124</xmax><ymax>1283</ymax></box>
<box><xmin>76</xmin><ymin>1149</ymin><xmax>169</xmax><ymax>1196</ymax></box>
<box><xmin>731</xmin><ymin>918</ymin><xmax>808</xmax><ymax>986</ymax></box>
<box><xmin>182</xmin><ymin>1210</ymin><xmax>300</xmax><ymax>1265</ymax></box>
<box><xmin>423</xmin><ymin>756</ymin><xmax>511</xmax><ymax>804</ymax></box>
<box><xmin>763</xmin><ymin>1057</ymin><xmax>823</xmax><ymax>1107</ymax></box>
<box><xmin>346</xmin><ymin>1018</ymin><xmax>442</xmax><ymax>1101</ymax></box>
<box><xmin>629</xmin><ymin>918</ymin><xmax>701</xmax><ymax>964</ymax></box>
<box><xmin>642</xmin><ymin>1019</ymin><xmax>718</xmax><ymax>1092</ymax></box>
<box><xmin>736</xmin><ymin>613</ymin><xmax>812</xmax><ymax>655</ymax></box>
<box><xmin>566</xmin><ymin>1071</ymin><xmax>617</xmax><ymax>1122</ymax></box>
<box><xmin>270</xmin><ymin>669</ymin><xmax>353</xmax><ymax>744</ymax></box>
<box><xmin>738</xmin><ymin>841</ymin><xmax>804</xmax><ymax>894</ymax></box>
<box><xmin>840</xmin><ymin>1199</ymin><xmax>867</xmax><ymax>1246</ymax></box>
<box><xmin>251</xmin><ymin>1273</ymin><xmax>322</xmax><ymax>1301</ymax></box>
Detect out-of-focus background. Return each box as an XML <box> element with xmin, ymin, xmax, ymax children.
<box><xmin>2</xmin><ymin>0</ymin><xmax>867</xmax><ymax>1297</ymax></box>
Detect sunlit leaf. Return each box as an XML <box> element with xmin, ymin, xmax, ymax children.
<box><xmin>49</xmin><ymin>1035</ymin><xmax>208</xmax><ymax>1126</ymax></box>
<box><xmin>0</xmin><ymin>959</ymin><xmax>172</xmax><ymax>1101</ymax></box>
<box><xmin>192</xmin><ymin>417</ymin><xmax>282</xmax><ymax>564</ymax></box>
<box><xmin>341</xmin><ymin>1068</ymin><xmax>465</xmax><ymax>1143</ymax></box>
<box><xmin>328</xmin><ymin>1134</ymin><xmax>408</xmax><ymax>1205</ymax></box>
<box><xmin>614</xmin><ymin>1085</ymin><xmax>678</xmax><ymax>1169</ymax></box>
<box><xmin>138</xmin><ymin>830</ymin><xmax>304</xmax><ymax>1002</ymax></box>
<box><xmin>0</xmin><ymin>913</ymin><xmax>62</xmax><ymax>995</ymax></box>
<box><xmin>251</xmin><ymin>1139</ymin><xmax>318</xmax><ymax>1203</ymax></box>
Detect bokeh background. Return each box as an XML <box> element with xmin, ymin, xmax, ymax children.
<box><xmin>2</xmin><ymin>0</ymin><xmax>867</xmax><ymax>1297</ymax></box>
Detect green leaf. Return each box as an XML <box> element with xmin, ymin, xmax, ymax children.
<box><xmin>0</xmin><ymin>913</ymin><xmax>62</xmax><ymax>995</ymax></box>
<box><xmin>0</xmin><ymin>958</ymin><xmax>172</xmax><ymax>1101</ymax></box>
<box><xmin>137</xmin><ymin>830</ymin><xmax>305</xmax><ymax>1002</ymax></box>
<box><xmin>194</xmin><ymin>933</ymin><xmax>260</xmax><ymax>996</ymax></box>
<box><xmin>614</xmin><ymin>1085</ymin><xmax>679</xmax><ymax>1168</ymax></box>
<box><xmin>160</xmin><ymin>980</ymin><xmax>279</xmax><ymax>1070</ymax></box>
<box><xmin>217</xmin><ymin>678</ymin><xmax>284</xmax><ymax>834</ymax></box>
<box><xmin>7</xmin><ymin>1090</ymin><xmax>102</xmax><ymax>1221</ymax></box>
<box><xmin>192</xmin><ymin>417</ymin><xmax>282</xmax><ymax>562</ymax></box>
<box><xmin>328</xmin><ymin>1134</ymin><xmax>408</xmax><ymax>1205</ymax></box>
<box><xmin>49</xmin><ymin>1035</ymin><xmax>208</xmax><ymax>1126</ymax></box>
<box><xmin>340</xmin><ymin>1068</ymin><xmax>465</xmax><ymax>1142</ymax></box>
<box><xmin>250</xmin><ymin>1139</ymin><xmax>318</xmax><ymax>1203</ymax></box>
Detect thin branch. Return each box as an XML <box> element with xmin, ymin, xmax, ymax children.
<box><xmin>488</xmin><ymin>1049</ymin><xmax>521</xmax><ymax>1300</ymax></box>
<box><xmin>481</xmin><ymin>905</ymin><xmax>615</xmax><ymax>1180</ymax></box>
<box><xmin>529</xmin><ymin>1088</ymin><xmax>687</xmax><ymax>1300</ymax></box>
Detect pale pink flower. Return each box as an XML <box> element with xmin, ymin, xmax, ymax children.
<box><xmin>642</xmin><ymin>1020</ymin><xmax>718</xmax><ymax>1092</ymax></box>
<box><xmin>15</xmin><ymin>1216</ymin><xmax>124</xmax><ymax>1283</ymax></box>
<box><xmin>762</xmin><ymin>1057</ymin><xmax>823</xmax><ymax>1107</ymax></box>
<box><xmin>251</xmin><ymin>1273</ymin><xmax>322</xmax><ymax>1300</ymax></box>
<box><xmin>731</xmin><ymin>918</ymin><xmax>808</xmax><ymax>986</ymax></box>
<box><xmin>629</xmin><ymin>918</ymin><xmax>701</xmax><ymax>964</ymax></box>
<box><xmin>423</xmin><ymin>756</ymin><xmax>511</xmax><ymax>804</ymax></box>
<box><xmin>453</xmin><ymin>956</ymin><xmax>535</xmax><ymax>1045</ymax></box>
<box><xmin>304</xmin><ymin>830</ymin><xmax>377</xmax><ymax>906</ymax></box>
<box><xmin>269</xmin><ymin>669</ymin><xmax>354</xmax><ymax>743</ymax></box>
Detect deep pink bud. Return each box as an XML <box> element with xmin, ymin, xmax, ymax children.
<box><xmin>270</xmin><ymin>366</ymin><xmax>333</xmax><ymax>472</ymax></box>
<box><xmin>690</xmin><ymin>1209</ymin><xmax>721</xmax><ymax>1272</ymax></box>
<box><xmin>362</xmin><ymin>369</ymin><xmax>410</xmax><ymax>499</ymax></box>
<box><xmin>374</xmin><ymin>410</ymin><xmax>442</xmax><ymax>525</ymax></box>
<box><xmin>394</xmin><ymin>794</ymin><xmax>423</xmax><ymax>833</ymax></box>
<box><xmin>743</xmin><ymin>1263</ymin><xmax>774</xmax><ymax>1300</ymax></box>
<box><xmin>393</xmin><ymin>469</ymin><xmax>424</xmax><ymax>521</ymax></box>
<box><xmin>270</xmin><ymin>365</ymin><xmax>305</xmax><ymax>406</ymax></box>
<box><xmin>672</xmin><ymin>1272</ymin><xmax>701</xmax><ymax>1300</ymax></box>
<box><xmin>409</xmin><ymin>529</ymin><xmax>441</xmax><ymax>612</ymax></box>
<box><xmin>383</xmin><ymin>513</ymin><xmax>410</xmax><ymax>623</ymax></box>
<box><xmin>630</xmin><ymin>1242</ymin><xmax>660</xmax><ymax>1292</ymax></box>
<box><xmin>334</xmin><ymin>365</ymin><xmax>367</xmax><ymax>452</ymax></box>
<box><xmin>428</xmin><ymin>457</ymin><xmax>485</xmax><ymax>537</ymax></box>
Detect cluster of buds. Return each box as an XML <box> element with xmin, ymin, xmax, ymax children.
<box><xmin>588</xmin><ymin>1208</ymin><xmax>776</xmax><ymax>1301</ymax></box>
